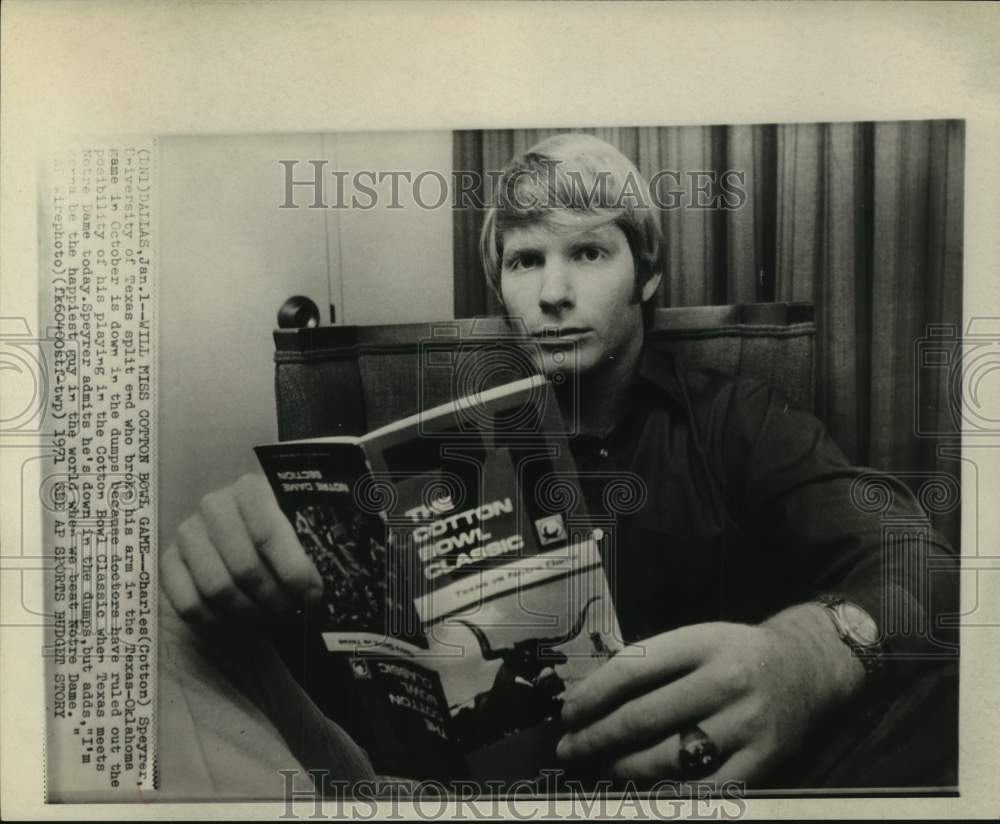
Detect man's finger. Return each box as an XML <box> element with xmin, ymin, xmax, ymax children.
<box><xmin>557</xmin><ymin>662</ymin><xmax>734</xmax><ymax>763</ymax></box>
<box><xmin>175</xmin><ymin>512</ymin><xmax>261</xmax><ymax>619</ymax></box>
<box><xmin>160</xmin><ymin>542</ymin><xmax>219</xmax><ymax>627</ymax></box>
<box><xmin>198</xmin><ymin>488</ymin><xmax>292</xmax><ymax>615</ymax></box>
<box><xmin>233</xmin><ymin>473</ymin><xmax>324</xmax><ymax>599</ymax></box>
<box><xmin>599</xmin><ymin>708</ymin><xmax>743</xmax><ymax>784</ymax></box>
<box><xmin>561</xmin><ymin>625</ymin><xmax>713</xmax><ymax>728</ymax></box>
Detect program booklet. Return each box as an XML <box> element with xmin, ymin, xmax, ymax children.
<box><xmin>255</xmin><ymin>376</ymin><xmax>624</xmax><ymax>784</ymax></box>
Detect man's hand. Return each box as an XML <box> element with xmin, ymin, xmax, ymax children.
<box><xmin>160</xmin><ymin>473</ymin><xmax>324</xmax><ymax>628</ymax></box>
<box><xmin>556</xmin><ymin>607</ymin><xmax>865</xmax><ymax>786</ymax></box>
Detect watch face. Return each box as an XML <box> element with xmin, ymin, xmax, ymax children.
<box><xmin>840</xmin><ymin>603</ymin><xmax>880</xmax><ymax>646</ymax></box>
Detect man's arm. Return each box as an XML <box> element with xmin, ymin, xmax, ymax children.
<box><xmin>723</xmin><ymin>379</ymin><xmax>960</xmax><ymax>669</ymax></box>
<box><xmin>159</xmin><ymin>473</ymin><xmax>377</xmax><ymax>796</ymax></box>
<box><xmin>557</xmin><ymin>377</ymin><xmax>958</xmax><ymax>786</ymax></box>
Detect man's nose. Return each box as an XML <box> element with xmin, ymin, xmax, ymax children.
<box><xmin>537</xmin><ymin>260</ymin><xmax>575</xmax><ymax>314</ymax></box>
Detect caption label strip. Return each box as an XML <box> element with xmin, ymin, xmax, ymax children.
<box><xmin>42</xmin><ymin>141</ymin><xmax>157</xmax><ymax>799</ymax></box>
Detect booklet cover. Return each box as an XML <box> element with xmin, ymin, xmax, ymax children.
<box><xmin>255</xmin><ymin>376</ymin><xmax>623</xmax><ymax>783</ymax></box>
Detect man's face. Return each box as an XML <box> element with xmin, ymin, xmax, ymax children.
<box><xmin>499</xmin><ymin>217</ymin><xmax>660</xmax><ymax>380</ymax></box>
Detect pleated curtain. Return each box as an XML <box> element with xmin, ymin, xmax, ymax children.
<box><xmin>453</xmin><ymin>121</ymin><xmax>964</xmax><ymax>550</ymax></box>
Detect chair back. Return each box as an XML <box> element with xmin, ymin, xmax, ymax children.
<box><xmin>272</xmin><ymin>302</ymin><xmax>816</xmax><ymax>440</ymax></box>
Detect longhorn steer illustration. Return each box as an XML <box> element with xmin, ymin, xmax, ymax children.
<box><xmin>454</xmin><ymin>596</ymin><xmax>603</xmax><ymax>743</ymax></box>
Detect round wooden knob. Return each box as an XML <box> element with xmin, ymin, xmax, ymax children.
<box><xmin>277</xmin><ymin>295</ymin><xmax>321</xmax><ymax>329</ymax></box>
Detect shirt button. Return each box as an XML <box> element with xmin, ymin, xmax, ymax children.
<box><xmin>598</xmin><ymin>447</ymin><xmax>609</xmax><ymax>459</ymax></box>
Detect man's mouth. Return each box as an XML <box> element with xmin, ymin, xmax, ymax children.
<box><xmin>531</xmin><ymin>327</ymin><xmax>592</xmax><ymax>339</ymax></box>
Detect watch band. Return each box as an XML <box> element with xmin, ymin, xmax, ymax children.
<box><xmin>817</xmin><ymin>594</ymin><xmax>885</xmax><ymax>679</ymax></box>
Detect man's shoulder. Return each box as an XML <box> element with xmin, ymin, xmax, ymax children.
<box><xmin>646</xmin><ymin>350</ymin><xmax>781</xmax><ymax>422</ymax></box>
<box><xmin>636</xmin><ymin>347</ymin><xmax>807</xmax><ymax>455</ymax></box>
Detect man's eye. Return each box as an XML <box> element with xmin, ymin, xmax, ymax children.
<box><xmin>506</xmin><ymin>254</ymin><xmax>541</xmax><ymax>271</ymax></box>
<box><xmin>575</xmin><ymin>246</ymin><xmax>607</xmax><ymax>263</ymax></box>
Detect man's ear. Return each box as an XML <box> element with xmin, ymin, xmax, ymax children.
<box><xmin>640</xmin><ymin>271</ymin><xmax>662</xmax><ymax>303</ymax></box>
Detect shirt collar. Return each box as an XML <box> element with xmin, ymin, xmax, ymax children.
<box><xmin>567</xmin><ymin>343</ymin><xmax>689</xmax><ymax>450</ymax></box>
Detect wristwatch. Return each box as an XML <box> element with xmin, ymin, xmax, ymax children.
<box><xmin>816</xmin><ymin>594</ymin><xmax>885</xmax><ymax>679</ymax></box>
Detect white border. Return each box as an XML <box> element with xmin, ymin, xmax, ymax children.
<box><xmin>3</xmin><ymin>1</ymin><xmax>999</xmax><ymax>819</ymax></box>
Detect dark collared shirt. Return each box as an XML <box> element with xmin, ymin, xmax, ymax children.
<box><xmin>569</xmin><ymin>346</ymin><xmax>959</xmax><ymax>667</ymax></box>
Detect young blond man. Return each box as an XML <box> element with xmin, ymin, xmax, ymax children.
<box><xmin>161</xmin><ymin>133</ymin><xmax>957</xmax><ymax>791</ymax></box>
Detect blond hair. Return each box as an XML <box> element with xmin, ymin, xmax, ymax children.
<box><xmin>479</xmin><ymin>133</ymin><xmax>663</xmax><ymax>309</ymax></box>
